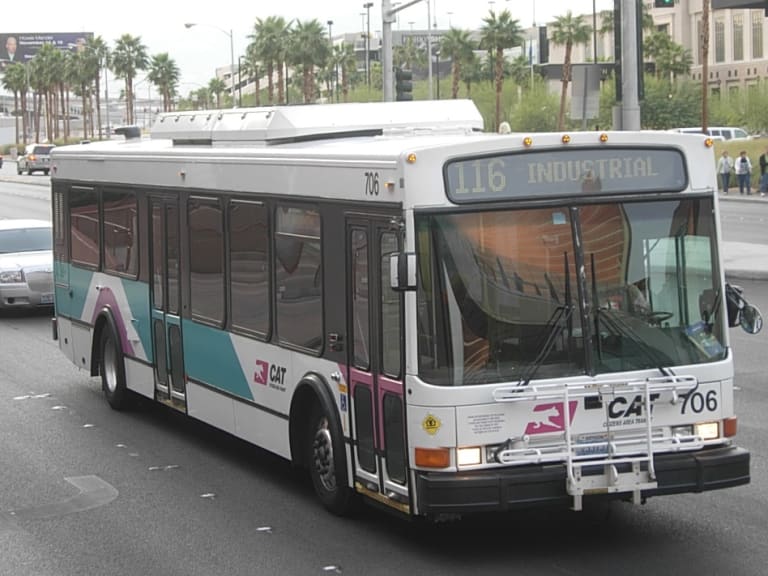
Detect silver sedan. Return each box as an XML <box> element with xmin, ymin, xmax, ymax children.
<box><xmin>0</xmin><ymin>219</ymin><xmax>54</xmax><ymax>310</ymax></box>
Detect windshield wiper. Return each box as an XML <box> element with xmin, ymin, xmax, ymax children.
<box><xmin>589</xmin><ymin>252</ymin><xmax>674</xmax><ymax>376</ymax></box>
<box><xmin>516</xmin><ymin>252</ymin><xmax>574</xmax><ymax>387</ymax></box>
<box><xmin>595</xmin><ymin>307</ymin><xmax>675</xmax><ymax>376</ymax></box>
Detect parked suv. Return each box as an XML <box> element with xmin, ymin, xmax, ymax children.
<box><xmin>17</xmin><ymin>143</ymin><xmax>55</xmax><ymax>175</ymax></box>
<box><xmin>668</xmin><ymin>127</ymin><xmax>752</xmax><ymax>141</ymax></box>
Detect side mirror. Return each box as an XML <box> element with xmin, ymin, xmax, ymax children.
<box><xmin>726</xmin><ymin>283</ymin><xmax>763</xmax><ymax>334</ymax></box>
<box><xmin>740</xmin><ymin>304</ymin><xmax>763</xmax><ymax>334</ymax></box>
<box><xmin>389</xmin><ymin>252</ymin><xmax>416</xmax><ymax>292</ymax></box>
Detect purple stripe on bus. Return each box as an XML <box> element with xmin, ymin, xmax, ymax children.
<box><xmin>90</xmin><ymin>287</ymin><xmax>135</xmax><ymax>357</ymax></box>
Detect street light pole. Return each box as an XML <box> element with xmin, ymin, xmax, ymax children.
<box><xmin>427</xmin><ymin>0</ymin><xmax>433</xmax><ymax>99</ymax></box>
<box><xmin>327</xmin><ymin>19</ymin><xmax>339</xmax><ymax>102</ymax></box>
<box><xmin>364</xmin><ymin>2</ymin><xmax>373</xmax><ymax>89</ymax></box>
<box><xmin>184</xmin><ymin>22</ymin><xmax>236</xmax><ymax>109</ymax></box>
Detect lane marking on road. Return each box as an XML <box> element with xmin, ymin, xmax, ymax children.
<box><xmin>1</xmin><ymin>475</ymin><xmax>118</xmax><ymax>530</ymax></box>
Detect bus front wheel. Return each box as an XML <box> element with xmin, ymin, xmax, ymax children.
<box><xmin>100</xmin><ymin>327</ymin><xmax>129</xmax><ymax>410</ymax></box>
<box><xmin>308</xmin><ymin>403</ymin><xmax>352</xmax><ymax>515</ymax></box>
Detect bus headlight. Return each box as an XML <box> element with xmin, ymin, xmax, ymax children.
<box><xmin>457</xmin><ymin>446</ymin><xmax>482</xmax><ymax>466</ymax></box>
<box><xmin>671</xmin><ymin>425</ymin><xmax>693</xmax><ymax>438</ymax></box>
<box><xmin>695</xmin><ymin>421</ymin><xmax>720</xmax><ymax>440</ymax></box>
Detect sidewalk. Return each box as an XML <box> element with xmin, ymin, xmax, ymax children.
<box><xmin>718</xmin><ymin>191</ymin><xmax>768</xmax><ymax>281</ymax></box>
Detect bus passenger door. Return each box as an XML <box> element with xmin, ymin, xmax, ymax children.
<box><xmin>150</xmin><ymin>197</ymin><xmax>186</xmax><ymax>412</ymax></box>
<box><xmin>346</xmin><ymin>217</ymin><xmax>409</xmax><ymax>513</ymax></box>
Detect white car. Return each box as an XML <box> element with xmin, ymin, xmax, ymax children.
<box><xmin>0</xmin><ymin>219</ymin><xmax>54</xmax><ymax>310</ymax></box>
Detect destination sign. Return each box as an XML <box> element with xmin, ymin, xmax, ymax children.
<box><xmin>445</xmin><ymin>148</ymin><xmax>687</xmax><ymax>202</ymax></box>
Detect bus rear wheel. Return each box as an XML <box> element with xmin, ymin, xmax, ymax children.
<box><xmin>100</xmin><ymin>327</ymin><xmax>129</xmax><ymax>410</ymax></box>
<box><xmin>308</xmin><ymin>403</ymin><xmax>352</xmax><ymax>515</ymax></box>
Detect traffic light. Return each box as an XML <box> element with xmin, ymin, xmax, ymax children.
<box><xmin>395</xmin><ymin>68</ymin><xmax>413</xmax><ymax>101</ymax></box>
<box><xmin>654</xmin><ymin>0</ymin><xmax>674</xmax><ymax>7</ymax></box>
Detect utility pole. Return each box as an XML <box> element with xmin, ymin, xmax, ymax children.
<box><xmin>382</xmin><ymin>0</ymin><xmax>424</xmax><ymax>102</ymax></box>
<box><xmin>427</xmin><ymin>0</ymin><xmax>433</xmax><ymax>99</ymax></box>
<box><xmin>620</xmin><ymin>0</ymin><xmax>641</xmax><ymax>130</ymax></box>
<box><xmin>702</xmin><ymin>0</ymin><xmax>710</xmax><ymax>132</ymax></box>
<box><xmin>364</xmin><ymin>2</ymin><xmax>373</xmax><ymax>89</ymax></box>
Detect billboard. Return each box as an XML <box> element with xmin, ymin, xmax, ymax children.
<box><xmin>1</xmin><ymin>32</ymin><xmax>93</xmax><ymax>71</ymax></box>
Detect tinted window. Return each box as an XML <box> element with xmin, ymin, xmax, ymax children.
<box><xmin>351</xmin><ymin>228</ymin><xmax>370</xmax><ymax>369</ymax></box>
<box><xmin>103</xmin><ymin>189</ymin><xmax>138</xmax><ymax>276</ymax></box>
<box><xmin>69</xmin><ymin>187</ymin><xmax>99</xmax><ymax>267</ymax></box>
<box><xmin>380</xmin><ymin>232</ymin><xmax>402</xmax><ymax>377</ymax></box>
<box><xmin>229</xmin><ymin>200</ymin><xmax>270</xmax><ymax>336</ymax></box>
<box><xmin>275</xmin><ymin>206</ymin><xmax>322</xmax><ymax>351</ymax></box>
<box><xmin>189</xmin><ymin>197</ymin><xmax>224</xmax><ymax>325</ymax></box>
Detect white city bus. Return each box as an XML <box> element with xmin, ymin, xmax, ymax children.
<box><xmin>51</xmin><ymin>100</ymin><xmax>761</xmax><ymax>519</ymax></box>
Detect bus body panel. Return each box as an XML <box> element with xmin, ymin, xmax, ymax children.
<box><xmin>50</xmin><ymin>102</ymin><xmax>747</xmax><ymax>518</ymax></box>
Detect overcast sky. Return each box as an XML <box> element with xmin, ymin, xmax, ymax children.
<box><xmin>2</xmin><ymin>0</ymin><xmax>613</xmax><ymax>95</ymax></box>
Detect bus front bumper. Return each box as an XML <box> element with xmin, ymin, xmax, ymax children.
<box><xmin>414</xmin><ymin>445</ymin><xmax>749</xmax><ymax>517</ymax></box>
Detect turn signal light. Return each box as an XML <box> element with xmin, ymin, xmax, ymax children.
<box><xmin>415</xmin><ymin>447</ymin><xmax>450</xmax><ymax>468</ymax></box>
<box><xmin>723</xmin><ymin>417</ymin><xmax>738</xmax><ymax>437</ymax></box>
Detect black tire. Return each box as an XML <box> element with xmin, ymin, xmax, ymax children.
<box><xmin>307</xmin><ymin>402</ymin><xmax>353</xmax><ymax>515</ymax></box>
<box><xmin>43</xmin><ymin>169</ymin><xmax>49</xmax><ymax>175</ymax></box>
<box><xmin>100</xmin><ymin>327</ymin><xmax>130</xmax><ymax>410</ymax></box>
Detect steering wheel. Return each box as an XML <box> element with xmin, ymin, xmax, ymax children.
<box><xmin>645</xmin><ymin>311</ymin><xmax>673</xmax><ymax>326</ymax></box>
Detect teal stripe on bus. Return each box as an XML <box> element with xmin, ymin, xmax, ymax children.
<box><xmin>182</xmin><ymin>320</ymin><xmax>253</xmax><ymax>401</ymax></box>
<box><xmin>121</xmin><ymin>279</ymin><xmax>152</xmax><ymax>362</ymax></box>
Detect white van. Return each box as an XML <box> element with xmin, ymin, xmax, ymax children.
<box><xmin>669</xmin><ymin>127</ymin><xmax>752</xmax><ymax>141</ymax></box>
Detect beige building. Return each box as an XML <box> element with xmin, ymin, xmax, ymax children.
<box><xmin>541</xmin><ymin>1</ymin><xmax>768</xmax><ymax>96</ymax></box>
<box><xmin>648</xmin><ymin>0</ymin><xmax>768</xmax><ymax>95</ymax></box>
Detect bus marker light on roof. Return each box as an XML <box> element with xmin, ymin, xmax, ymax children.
<box><xmin>562</xmin><ymin>134</ymin><xmax>571</xmax><ymax>144</ymax></box>
<box><xmin>523</xmin><ymin>137</ymin><xmax>533</xmax><ymax>147</ymax></box>
<box><xmin>599</xmin><ymin>133</ymin><xmax>609</xmax><ymax>143</ymax></box>
<box><xmin>415</xmin><ymin>447</ymin><xmax>450</xmax><ymax>468</ymax></box>
<box><xmin>407</xmin><ymin>153</ymin><xmax>417</xmax><ymax>164</ymax></box>
<box><xmin>704</xmin><ymin>138</ymin><xmax>715</xmax><ymax>148</ymax></box>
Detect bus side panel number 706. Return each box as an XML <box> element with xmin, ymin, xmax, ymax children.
<box><xmin>364</xmin><ymin>171</ymin><xmax>380</xmax><ymax>196</ymax></box>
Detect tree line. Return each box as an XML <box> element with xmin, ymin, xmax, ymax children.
<box><xmin>0</xmin><ymin>6</ymin><xmax>697</xmax><ymax>146</ymax></box>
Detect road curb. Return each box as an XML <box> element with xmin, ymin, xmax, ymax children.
<box><xmin>726</xmin><ymin>271</ymin><xmax>768</xmax><ymax>282</ymax></box>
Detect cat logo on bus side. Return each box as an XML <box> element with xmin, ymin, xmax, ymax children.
<box><xmin>525</xmin><ymin>401</ymin><xmax>578</xmax><ymax>434</ymax></box>
<box><xmin>254</xmin><ymin>359</ymin><xmax>287</xmax><ymax>392</ymax></box>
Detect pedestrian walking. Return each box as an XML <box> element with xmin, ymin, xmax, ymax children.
<box><xmin>717</xmin><ymin>150</ymin><xmax>733</xmax><ymax>194</ymax></box>
<box><xmin>761</xmin><ymin>147</ymin><xmax>768</xmax><ymax>197</ymax></box>
<box><xmin>734</xmin><ymin>150</ymin><xmax>752</xmax><ymax>195</ymax></box>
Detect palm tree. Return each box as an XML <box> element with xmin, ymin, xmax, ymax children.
<box><xmin>1</xmin><ymin>63</ymin><xmax>27</xmax><ymax>145</ymax></box>
<box><xmin>148</xmin><ymin>53</ymin><xmax>180</xmax><ymax>112</ymax></box>
<box><xmin>84</xmin><ymin>36</ymin><xmax>110</xmax><ymax>138</ymax></box>
<box><xmin>647</xmin><ymin>34</ymin><xmax>692</xmax><ymax>82</ymax></box>
<box><xmin>251</xmin><ymin>16</ymin><xmax>291</xmax><ymax>104</ymax></box>
<box><xmin>394</xmin><ymin>37</ymin><xmax>421</xmax><ymax>71</ymax></box>
<box><xmin>550</xmin><ymin>11</ymin><xmax>592</xmax><ymax>130</ymax></box>
<box><xmin>208</xmin><ymin>78</ymin><xmax>227</xmax><ymax>108</ymax></box>
<box><xmin>460</xmin><ymin>52</ymin><xmax>481</xmax><ymax>97</ymax></box>
<box><xmin>509</xmin><ymin>54</ymin><xmax>532</xmax><ymax>87</ymax></box>
<box><xmin>334</xmin><ymin>43</ymin><xmax>357</xmax><ymax>102</ymax></box>
<box><xmin>28</xmin><ymin>44</ymin><xmax>60</xmax><ymax>143</ymax></box>
<box><xmin>480</xmin><ymin>9</ymin><xmax>523</xmax><ymax>131</ymax></box>
<box><xmin>111</xmin><ymin>34</ymin><xmax>149</xmax><ymax>125</ymax></box>
<box><xmin>241</xmin><ymin>43</ymin><xmax>261</xmax><ymax>106</ymax></box>
<box><xmin>436</xmin><ymin>28</ymin><xmax>475</xmax><ymax>99</ymax></box>
<box><xmin>290</xmin><ymin>19</ymin><xmax>330</xmax><ymax>103</ymax></box>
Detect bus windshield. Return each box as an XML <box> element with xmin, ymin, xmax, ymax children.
<box><xmin>416</xmin><ymin>198</ymin><xmax>725</xmax><ymax>386</ymax></box>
